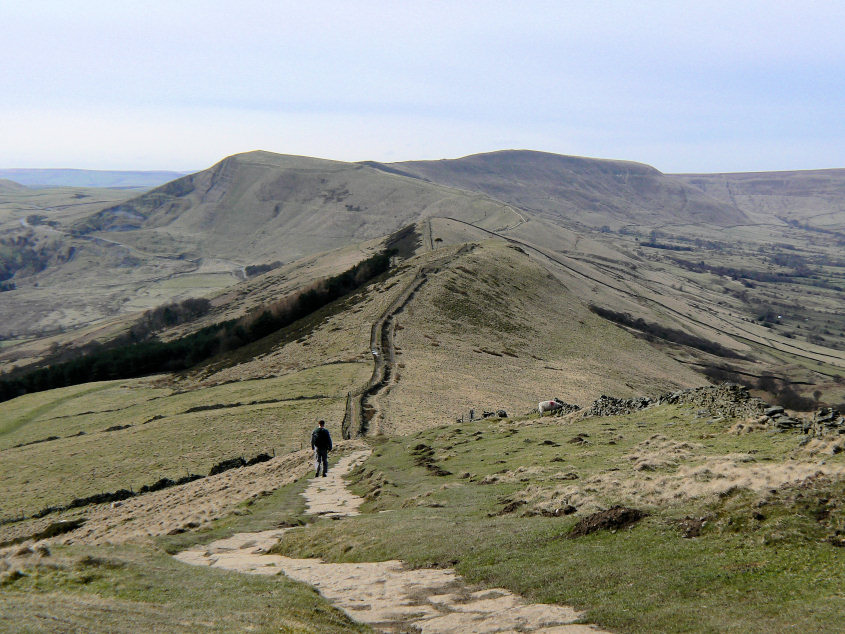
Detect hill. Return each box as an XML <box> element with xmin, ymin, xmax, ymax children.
<box><xmin>75</xmin><ymin>151</ymin><xmax>518</xmax><ymax>263</ymax></box>
<box><xmin>0</xmin><ymin>178</ymin><xmax>28</xmax><ymax>193</ymax></box>
<box><xmin>2</xmin><ymin>148</ymin><xmax>843</xmax><ymax>410</ymax></box>
<box><xmin>0</xmin><ymin>168</ymin><xmax>188</xmax><ymax>189</ymax></box>
<box><xmin>673</xmin><ymin>169</ymin><xmax>845</xmax><ymax>232</ymax></box>
<box><xmin>383</xmin><ymin>150</ymin><xmax>749</xmax><ymax>230</ymax></box>
<box><xmin>371</xmin><ymin>151</ymin><xmax>845</xmax><ymax>408</ymax></box>
<box><xmin>1</xmin><ymin>186</ymin><xmax>844</xmax><ymax>631</ymax></box>
<box><xmin>0</xmin><ymin>151</ymin><xmax>517</xmax><ymax>340</ymax></box>
<box><xmin>0</xmin><ymin>240</ymin><xmax>705</xmax><ymax>521</ymax></box>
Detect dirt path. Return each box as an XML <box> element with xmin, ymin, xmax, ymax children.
<box><xmin>175</xmin><ymin>450</ymin><xmax>606</xmax><ymax>633</ymax></box>
<box><xmin>343</xmin><ymin>246</ymin><xmax>475</xmax><ymax>439</ymax></box>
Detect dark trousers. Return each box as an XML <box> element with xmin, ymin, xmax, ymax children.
<box><xmin>314</xmin><ymin>448</ymin><xmax>329</xmax><ymax>475</ymax></box>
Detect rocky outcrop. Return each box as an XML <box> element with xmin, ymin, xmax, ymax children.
<box><xmin>578</xmin><ymin>384</ymin><xmax>812</xmax><ymax>432</ymax></box>
<box><xmin>582</xmin><ymin>395</ymin><xmax>653</xmax><ymax>417</ymax></box>
<box><xmin>655</xmin><ymin>384</ymin><xmax>768</xmax><ymax>419</ymax></box>
<box><xmin>805</xmin><ymin>408</ymin><xmax>845</xmax><ymax>437</ymax></box>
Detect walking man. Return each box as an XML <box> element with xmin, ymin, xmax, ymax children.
<box><xmin>311</xmin><ymin>419</ymin><xmax>332</xmax><ymax>477</ymax></box>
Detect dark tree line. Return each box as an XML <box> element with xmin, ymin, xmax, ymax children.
<box><xmin>0</xmin><ymin>249</ymin><xmax>394</xmax><ymax>403</ymax></box>
<box><xmin>589</xmin><ymin>305</ymin><xmax>746</xmax><ymax>359</ymax></box>
<box><xmin>128</xmin><ymin>298</ymin><xmax>213</xmax><ymax>341</ymax></box>
<box><xmin>245</xmin><ymin>261</ymin><xmax>282</xmax><ymax>277</ymax></box>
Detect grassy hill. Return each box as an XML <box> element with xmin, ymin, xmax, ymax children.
<box><xmin>377</xmin><ymin>152</ymin><xmax>845</xmax><ymax>408</ymax></box>
<box><xmin>1</xmin><ymin>211</ymin><xmax>844</xmax><ymax>630</ymax></box>
<box><xmin>0</xmin><ymin>178</ymin><xmax>29</xmax><ymax>193</ymax></box>
<box><xmin>673</xmin><ymin>169</ymin><xmax>845</xmax><ymax>232</ymax></box>
<box><xmin>0</xmin><ymin>239</ymin><xmax>705</xmax><ymax>521</ymax></box>
<box><xmin>3</xmin><ymin>149</ymin><xmax>843</xmax><ymax>413</ymax></box>
<box><xmin>76</xmin><ymin>151</ymin><xmax>518</xmax><ymax>263</ymax></box>
<box><xmin>386</xmin><ymin>150</ymin><xmax>749</xmax><ymax>230</ymax></box>
<box><xmin>378</xmin><ymin>242</ymin><xmax>706</xmax><ymax>434</ymax></box>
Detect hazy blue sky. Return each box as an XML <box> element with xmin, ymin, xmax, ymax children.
<box><xmin>3</xmin><ymin>1</ymin><xmax>844</xmax><ymax>172</ymax></box>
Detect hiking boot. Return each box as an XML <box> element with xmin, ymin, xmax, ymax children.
<box><xmin>322</xmin><ymin>472</ymin><xmax>328</xmax><ymax>477</ymax></box>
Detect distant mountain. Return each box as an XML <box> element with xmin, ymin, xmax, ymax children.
<box><xmin>0</xmin><ymin>168</ymin><xmax>188</xmax><ymax>189</ymax></box>
<box><xmin>673</xmin><ymin>169</ymin><xmax>845</xmax><ymax>232</ymax></box>
<box><xmin>75</xmin><ymin>150</ymin><xmax>516</xmax><ymax>262</ymax></box>
<box><xmin>0</xmin><ymin>178</ymin><xmax>29</xmax><ymax>192</ymax></box>
<box><xmin>382</xmin><ymin>150</ymin><xmax>749</xmax><ymax>229</ymax></box>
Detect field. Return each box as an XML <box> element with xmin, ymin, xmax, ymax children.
<box><xmin>0</xmin><ymin>363</ymin><xmax>368</xmax><ymax>519</ymax></box>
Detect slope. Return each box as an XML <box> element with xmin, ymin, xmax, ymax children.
<box><xmin>76</xmin><ymin>150</ymin><xmax>519</xmax><ymax>263</ymax></box>
<box><xmin>1</xmin><ymin>151</ymin><xmax>519</xmax><ymax>341</ymax></box>
<box><xmin>385</xmin><ymin>152</ymin><xmax>845</xmax><ymax>406</ymax></box>
<box><xmin>375</xmin><ymin>241</ymin><xmax>707</xmax><ymax>433</ymax></box>
<box><xmin>386</xmin><ymin>149</ymin><xmax>748</xmax><ymax>230</ymax></box>
<box><xmin>673</xmin><ymin>169</ymin><xmax>845</xmax><ymax>232</ymax></box>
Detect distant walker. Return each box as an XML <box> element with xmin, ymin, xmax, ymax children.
<box><xmin>311</xmin><ymin>419</ymin><xmax>333</xmax><ymax>477</ymax></box>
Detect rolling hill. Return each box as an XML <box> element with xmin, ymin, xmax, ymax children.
<box><xmin>2</xmin><ymin>150</ymin><xmax>845</xmax><ymax>632</ymax></box>
<box><xmin>1</xmin><ymin>148</ymin><xmax>843</xmax><ymax>410</ymax></box>
<box><xmin>75</xmin><ymin>151</ymin><xmax>519</xmax><ymax>263</ymax></box>
<box><xmin>382</xmin><ymin>150</ymin><xmax>750</xmax><ymax>230</ymax></box>
<box><xmin>673</xmin><ymin>169</ymin><xmax>845</xmax><ymax>232</ymax></box>
<box><xmin>0</xmin><ymin>151</ymin><xmax>518</xmax><ymax>340</ymax></box>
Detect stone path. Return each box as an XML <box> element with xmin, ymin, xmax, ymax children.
<box><xmin>301</xmin><ymin>451</ymin><xmax>370</xmax><ymax>518</ymax></box>
<box><xmin>175</xmin><ymin>449</ymin><xmax>606</xmax><ymax>633</ymax></box>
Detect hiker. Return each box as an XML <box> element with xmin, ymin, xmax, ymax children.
<box><xmin>311</xmin><ymin>419</ymin><xmax>333</xmax><ymax>477</ymax></box>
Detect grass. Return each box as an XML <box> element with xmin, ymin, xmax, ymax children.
<box><xmin>379</xmin><ymin>243</ymin><xmax>708</xmax><ymax>434</ymax></box>
<box><xmin>0</xmin><ymin>364</ymin><xmax>367</xmax><ymax>518</ymax></box>
<box><xmin>154</xmin><ymin>272</ymin><xmax>238</xmax><ymax>290</ymax></box>
<box><xmin>272</xmin><ymin>405</ymin><xmax>845</xmax><ymax>632</ymax></box>
<box><xmin>157</xmin><ymin>466</ymin><xmax>312</xmax><ymax>554</ymax></box>
<box><xmin>1</xmin><ymin>451</ymin><xmax>366</xmax><ymax>632</ymax></box>
<box><xmin>0</xmin><ymin>541</ymin><xmax>369</xmax><ymax>633</ymax></box>
<box><xmin>0</xmin><ymin>381</ymin><xmax>116</xmax><ymax>441</ymax></box>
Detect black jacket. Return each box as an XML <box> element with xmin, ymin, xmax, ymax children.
<box><xmin>311</xmin><ymin>426</ymin><xmax>332</xmax><ymax>451</ymax></box>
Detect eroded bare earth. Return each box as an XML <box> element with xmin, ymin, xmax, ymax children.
<box><xmin>175</xmin><ymin>450</ymin><xmax>606</xmax><ymax>633</ymax></box>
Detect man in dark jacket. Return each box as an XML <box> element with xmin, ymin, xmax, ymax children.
<box><xmin>311</xmin><ymin>419</ymin><xmax>332</xmax><ymax>477</ymax></box>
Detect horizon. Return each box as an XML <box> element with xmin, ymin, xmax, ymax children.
<box><xmin>4</xmin><ymin>147</ymin><xmax>845</xmax><ymax>177</ymax></box>
<box><xmin>3</xmin><ymin>1</ymin><xmax>845</xmax><ymax>174</ymax></box>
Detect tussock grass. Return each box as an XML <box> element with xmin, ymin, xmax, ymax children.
<box><xmin>275</xmin><ymin>405</ymin><xmax>845</xmax><ymax>632</ymax></box>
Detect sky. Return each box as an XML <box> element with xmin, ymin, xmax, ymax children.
<box><xmin>2</xmin><ymin>1</ymin><xmax>845</xmax><ymax>173</ymax></box>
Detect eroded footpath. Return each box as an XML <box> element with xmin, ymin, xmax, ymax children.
<box><xmin>175</xmin><ymin>450</ymin><xmax>606</xmax><ymax>633</ymax></box>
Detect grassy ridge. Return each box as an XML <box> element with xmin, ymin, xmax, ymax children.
<box><xmin>0</xmin><ymin>249</ymin><xmax>393</xmax><ymax>402</ymax></box>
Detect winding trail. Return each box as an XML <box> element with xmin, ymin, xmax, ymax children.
<box><xmin>175</xmin><ymin>450</ymin><xmax>604</xmax><ymax>633</ymax></box>
<box><xmin>343</xmin><ymin>245</ymin><xmax>475</xmax><ymax>439</ymax></box>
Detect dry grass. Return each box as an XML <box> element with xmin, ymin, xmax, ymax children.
<box><xmin>381</xmin><ymin>242</ymin><xmax>707</xmax><ymax>434</ymax></box>
<box><xmin>0</xmin><ymin>364</ymin><xmax>367</xmax><ymax>518</ymax></box>
<box><xmin>0</xmin><ymin>442</ymin><xmax>365</xmax><ymax>548</ymax></box>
